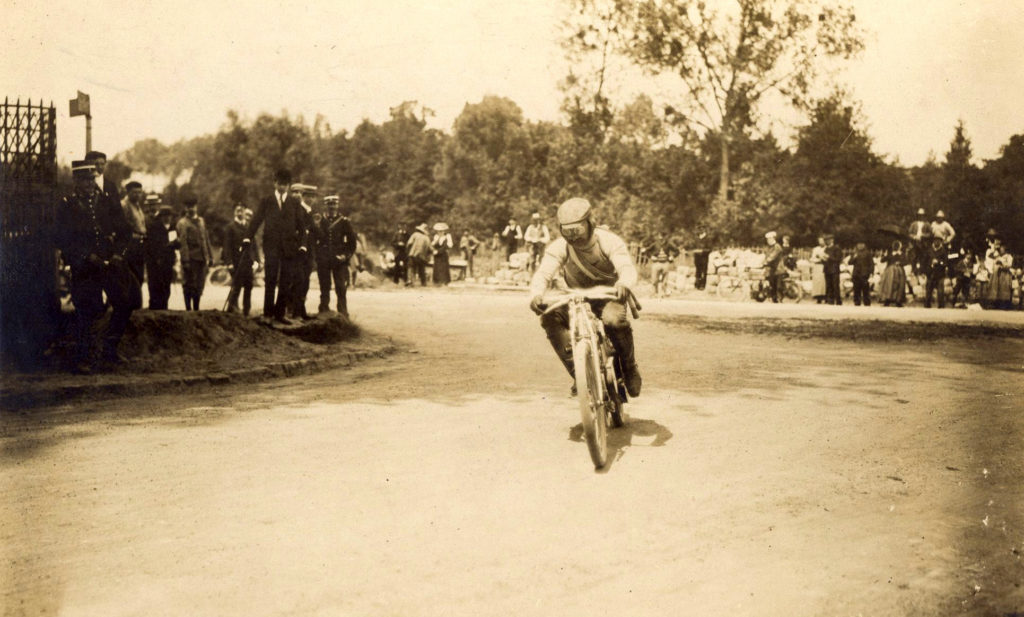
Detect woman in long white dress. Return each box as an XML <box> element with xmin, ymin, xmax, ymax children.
<box><xmin>809</xmin><ymin>235</ymin><xmax>827</xmax><ymax>303</ymax></box>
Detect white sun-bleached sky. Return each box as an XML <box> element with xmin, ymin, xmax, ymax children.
<box><xmin>3</xmin><ymin>0</ymin><xmax>1023</xmax><ymax>168</ymax></box>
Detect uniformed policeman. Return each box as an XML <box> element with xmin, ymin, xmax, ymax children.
<box><xmin>315</xmin><ymin>195</ymin><xmax>357</xmax><ymax>316</ymax></box>
<box><xmin>56</xmin><ymin>160</ymin><xmax>137</xmax><ymax>373</ymax></box>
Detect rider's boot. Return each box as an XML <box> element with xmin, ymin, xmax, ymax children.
<box><xmin>607</xmin><ymin>326</ymin><xmax>641</xmax><ymax>397</ymax></box>
<box><xmin>545</xmin><ymin>327</ymin><xmax>576</xmax><ymax>396</ymax></box>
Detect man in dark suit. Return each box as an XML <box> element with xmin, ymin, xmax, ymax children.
<box><xmin>290</xmin><ymin>183</ymin><xmax>318</xmax><ymax>320</ymax></box>
<box><xmin>85</xmin><ymin>151</ymin><xmax>121</xmax><ymax>213</ymax></box>
<box><xmin>56</xmin><ymin>160</ymin><xmax>136</xmax><ymax>373</ymax></box>
<box><xmin>244</xmin><ymin>169</ymin><xmax>308</xmax><ymax>324</ymax></box>
<box><xmin>145</xmin><ymin>203</ymin><xmax>179</xmax><ymax>310</ymax></box>
<box><xmin>314</xmin><ymin>195</ymin><xmax>357</xmax><ymax>316</ymax></box>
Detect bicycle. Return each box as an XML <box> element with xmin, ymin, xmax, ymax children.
<box><xmin>541</xmin><ymin>286</ymin><xmax>640</xmax><ymax>469</ymax></box>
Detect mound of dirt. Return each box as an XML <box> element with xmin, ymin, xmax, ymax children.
<box><xmin>121</xmin><ymin>311</ymin><xmax>361</xmax><ymax>374</ymax></box>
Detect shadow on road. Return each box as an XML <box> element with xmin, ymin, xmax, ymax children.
<box><xmin>568</xmin><ymin>416</ymin><xmax>673</xmax><ymax>473</ymax></box>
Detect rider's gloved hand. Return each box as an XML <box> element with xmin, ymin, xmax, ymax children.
<box><xmin>614</xmin><ymin>283</ymin><xmax>632</xmax><ymax>303</ymax></box>
<box><xmin>529</xmin><ymin>295</ymin><xmax>546</xmax><ymax>315</ymax></box>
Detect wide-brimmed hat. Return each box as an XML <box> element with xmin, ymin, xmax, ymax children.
<box><xmin>917</xmin><ymin>207</ymin><xmax>926</xmax><ymax>216</ymax></box>
<box><xmin>157</xmin><ymin>204</ymin><xmax>174</xmax><ymax>215</ymax></box>
<box><xmin>935</xmin><ymin>210</ymin><xmax>946</xmax><ymax>219</ymax></box>
<box><xmin>433</xmin><ymin>222</ymin><xmax>449</xmax><ymax>232</ymax></box>
<box><xmin>415</xmin><ymin>224</ymin><xmax>428</xmax><ymax>233</ymax></box>
<box><xmin>764</xmin><ymin>231</ymin><xmax>777</xmax><ymax>239</ymax></box>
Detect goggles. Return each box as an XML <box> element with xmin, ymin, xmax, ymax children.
<box><xmin>560</xmin><ymin>222</ymin><xmax>588</xmax><ymax>242</ymax></box>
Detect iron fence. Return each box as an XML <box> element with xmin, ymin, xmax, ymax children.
<box><xmin>1</xmin><ymin>98</ymin><xmax>60</xmax><ymax>369</ymax></box>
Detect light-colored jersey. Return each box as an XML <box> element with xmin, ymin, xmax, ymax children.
<box><xmin>524</xmin><ymin>223</ymin><xmax>550</xmax><ymax>245</ymax></box>
<box><xmin>529</xmin><ymin>227</ymin><xmax>638</xmax><ymax>297</ymax></box>
<box><xmin>931</xmin><ymin>220</ymin><xmax>955</xmax><ymax>244</ymax></box>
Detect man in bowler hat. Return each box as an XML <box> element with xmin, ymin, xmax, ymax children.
<box><xmin>244</xmin><ymin>169</ymin><xmax>309</xmax><ymax>324</ymax></box>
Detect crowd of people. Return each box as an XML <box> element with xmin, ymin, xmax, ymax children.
<box><xmin>55</xmin><ymin>161</ymin><xmax>361</xmax><ymax>373</ymax></box>
<box><xmin>53</xmin><ymin>151</ymin><xmax>1021</xmax><ymax>374</ymax></box>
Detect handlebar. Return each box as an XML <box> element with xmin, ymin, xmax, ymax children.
<box><xmin>540</xmin><ymin>286</ymin><xmax>642</xmax><ymax>319</ymax></box>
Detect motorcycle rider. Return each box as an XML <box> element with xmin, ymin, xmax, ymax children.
<box><xmin>529</xmin><ymin>197</ymin><xmax>642</xmax><ymax>398</ymax></box>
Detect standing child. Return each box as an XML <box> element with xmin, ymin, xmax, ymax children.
<box><xmin>848</xmin><ymin>240</ymin><xmax>874</xmax><ymax>306</ymax></box>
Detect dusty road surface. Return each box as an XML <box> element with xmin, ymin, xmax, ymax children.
<box><xmin>3</xmin><ymin>288</ymin><xmax>1023</xmax><ymax>616</ymax></box>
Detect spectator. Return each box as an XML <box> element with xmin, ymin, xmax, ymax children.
<box><xmin>763</xmin><ymin>231</ymin><xmax>783</xmax><ymax>303</ymax></box>
<box><xmin>222</xmin><ymin>204</ymin><xmax>254</xmax><ymax>315</ymax></box>
<box><xmin>119</xmin><ymin>180</ymin><xmax>148</xmax><ymax>299</ymax></box>
<box><xmin>459</xmin><ymin>229</ymin><xmax>480</xmax><ymax>278</ymax></box>
<box><xmin>924</xmin><ymin>237</ymin><xmax>949</xmax><ymax>309</ymax></box>
<box><xmin>406</xmin><ymin>223</ymin><xmax>432</xmax><ymax>286</ymax></box>
<box><xmin>175</xmin><ymin>194</ymin><xmax>213</xmax><ymax>311</ymax></box>
<box><xmin>690</xmin><ymin>227</ymin><xmax>710</xmax><ymax>290</ymax></box>
<box><xmin>809</xmin><ymin>234</ymin><xmax>827</xmax><ymax>304</ymax></box>
<box><xmin>245</xmin><ymin>169</ymin><xmax>307</xmax><ymax>325</ymax></box>
<box><xmin>643</xmin><ymin>231</ymin><xmax>679</xmax><ymax>297</ymax></box>
<box><xmin>930</xmin><ymin>210</ymin><xmax>956</xmax><ymax>246</ymax></box>
<box><xmin>85</xmin><ymin>150</ymin><xmax>120</xmax><ymax>213</ymax></box>
<box><xmin>950</xmin><ymin>248</ymin><xmax>975</xmax><ymax>308</ymax></box>
<box><xmin>391</xmin><ymin>225</ymin><xmax>409</xmax><ymax>286</ymax></box>
<box><xmin>523</xmin><ymin>212</ymin><xmax>550</xmax><ymax>273</ymax></box>
<box><xmin>500</xmin><ymin>217</ymin><xmax>522</xmax><ymax>262</ymax></box>
<box><xmin>848</xmin><ymin>240</ymin><xmax>874</xmax><ymax>306</ymax></box>
<box><xmin>289</xmin><ymin>184</ymin><xmax>318</xmax><ymax>321</ymax></box>
<box><xmin>823</xmin><ymin>234</ymin><xmax>843</xmax><ymax>305</ymax></box>
<box><xmin>145</xmin><ymin>203</ymin><xmax>178</xmax><ymax>310</ymax></box>
<box><xmin>984</xmin><ymin>236</ymin><xmax>1014</xmax><ymax>310</ymax></box>
<box><xmin>57</xmin><ymin>160</ymin><xmax>137</xmax><ymax>372</ymax></box>
<box><xmin>315</xmin><ymin>195</ymin><xmax>356</xmax><ymax>316</ymax></box>
<box><xmin>907</xmin><ymin>207</ymin><xmax>932</xmax><ymax>275</ymax></box>
<box><xmin>878</xmin><ymin>240</ymin><xmax>908</xmax><ymax>307</ymax></box>
<box><xmin>432</xmin><ymin>222</ymin><xmax>453</xmax><ymax>286</ymax></box>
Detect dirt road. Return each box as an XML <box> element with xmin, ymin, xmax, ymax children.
<box><xmin>3</xmin><ymin>289</ymin><xmax>1023</xmax><ymax>616</ymax></box>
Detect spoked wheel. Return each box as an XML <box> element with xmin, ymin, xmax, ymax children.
<box><xmin>716</xmin><ymin>276</ymin><xmax>746</xmax><ymax>301</ymax></box>
<box><xmin>573</xmin><ymin>338</ymin><xmax>608</xmax><ymax>469</ymax></box>
<box><xmin>780</xmin><ymin>278</ymin><xmax>804</xmax><ymax>303</ymax></box>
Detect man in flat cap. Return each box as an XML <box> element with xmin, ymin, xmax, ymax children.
<box><xmin>244</xmin><ymin>169</ymin><xmax>308</xmax><ymax>324</ymax></box>
<box><xmin>120</xmin><ymin>180</ymin><xmax>148</xmax><ymax>297</ymax></box>
<box><xmin>145</xmin><ymin>201</ymin><xmax>179</xmax><ymax>310</ymax></box>
<box><xmin>763</xmin><ymin>231</ymin><xmax>783</xmax><ymax>303</ymax></box>
<box><xmin>175</xmin><ymin>193</ymin><xmax>213</xmax><ymax>310</ymax></box>
<box><xmin>314</xmin><ymin>195</ymin><xmax>357</xmax><ymax>316</ymax></box>
<box><xmin>56</xmin><ymin>160</ymin><xmax>136</xmax><ymax>373</ymax></box>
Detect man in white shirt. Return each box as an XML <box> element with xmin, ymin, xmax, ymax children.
<box><xmin>523</xmin><ymin>212</ymin><xmax>551</xmax><ymax>273</ymax></box>
<box><xmin>931</xmin><ymin>210</ymin><xmax>956</xmax><ymax>246</ymax></box>
<box><xmin>529</xmin><ymin>198</ymin><xmax>642</xmax><ymax>397</ymax></box>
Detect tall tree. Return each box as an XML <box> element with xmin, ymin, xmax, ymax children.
<box><xmin>564</xmin><ymin>0</ymin><xmax>864</xmax><ymax>204</ymax></box>
<box><xmin>940</xmin><ymin>120</ymin><xmax>984</xmax><ymax>247</ymax></box>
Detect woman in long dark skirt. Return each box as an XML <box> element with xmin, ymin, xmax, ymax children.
<box><xmin>431</xmin><ymin>223</ymin><xmax>453</xmax><ymax>286</ymax></box>
<box><xmin>878</xmin><ymin>240</ymin><xmax>908</xmax><ymax>307</ymax></box>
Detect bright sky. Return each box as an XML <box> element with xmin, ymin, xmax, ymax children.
<box><xmin>3</xmin><ymin>0</ymin><xmax>1023</xmax><ymax>167</ymax></box>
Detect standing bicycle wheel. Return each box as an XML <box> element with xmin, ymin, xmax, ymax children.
<box><xmin>716</xmin><ymin>275</ymin><xmax>747</xmax><ymax>301</ymax></box>
<box><xmin>780</xmin><ymin>277</ymin><xmax>804</xmax><ymax>303</ymax></box>
<box><xmin>573</xmin><ymin>336</ymin><xmax>608</xmax><ymax>469</ymax></box>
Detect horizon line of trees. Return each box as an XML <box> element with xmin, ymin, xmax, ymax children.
<box><xmin>101</xmin><ymin>93</ymin><xmax>1023</xmax><ymax>254</ymax></box>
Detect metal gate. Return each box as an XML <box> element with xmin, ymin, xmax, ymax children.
<box><xmin>1</xmin><ymin>98</ymin><xmax>59</xmax><ymax>369</ymax></box>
